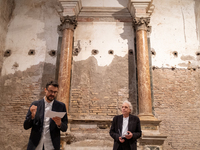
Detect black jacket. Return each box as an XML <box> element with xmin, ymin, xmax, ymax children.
<box><xmin>24</xmin><ymin>99</ymin><xmax>68</xmax><ymax>150</ymax></box>
<box><xmin>109</xmin><ymin>114</ymin><xmax>141</xmax><ymax>150</ymax></box>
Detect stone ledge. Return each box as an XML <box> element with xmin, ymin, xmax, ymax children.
<box><xmin>68</xmin><ymin>118</ymin><xmax>112</xmax><ymax>123</ymax></box>
<box><xmin>139</xmin><ymin>134</ymin><xmax>167</xmax><ymax>145</ymax></box>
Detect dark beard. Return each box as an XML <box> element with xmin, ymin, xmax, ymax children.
<box><xmin>47</xmin><ymin>95</ymin><xmax>55</xmax><ymax>101</ymax></box>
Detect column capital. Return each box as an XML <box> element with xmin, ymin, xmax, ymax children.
<box><xmin>133</xmin><ymin>17</ymin><xmax>151</xmax><ymax>32</ymax></box>
<box><xmin>58</xmin><ymin>15</ymin><xmax>77</xmax><ymax>32</ymax></box>
<box><xmin>128</xmin><ymin>0</ymin><xmax>154</xmax><ymax>18</ymax></box>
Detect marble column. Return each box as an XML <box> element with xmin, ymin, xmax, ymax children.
<box><xmin>57</xmin><ymin>16</ymin><xmax>77</xmax><ymax>112</ymax></box>
<box><xmin>134</xmin><ymin>17</ymin><xmax>155</xmax><ymax>120</ymax></box>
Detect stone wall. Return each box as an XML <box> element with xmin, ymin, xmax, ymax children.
<box><xmin>153</xmin><ymin>68</ymin><xmax>200</xmax><ymax>149</ymax></box>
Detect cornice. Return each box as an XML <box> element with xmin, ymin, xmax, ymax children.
<box><xmin>78</xmin><ymin>7</ymin><xmax>132</xmax><ymax>18</ymax></box>
<box><xmin>128</xmin><ymin>0</ymin><xmax>154</xmax><ymax>18</ymax></box>
<box><xmin>58</xmin><ymin>0</ymin><xmax>82</xmax><ymax>16</ymax></box>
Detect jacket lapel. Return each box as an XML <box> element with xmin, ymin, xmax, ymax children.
<box><xmin>50</xmin><ymin>100</ymin><xmax>57</xmax><ymax>128</ymax></box>
<box><xmin>128</xmin><ymin>114</ymin><xmax>132</xmax><ymax>131</ymax></box>
<box><xmin>118</xmin><ymin>115</ymin><xmax>123</xmax><ymax>136</ymax></box>
<box><xmin>41</xmin><ymin>99</ymin><xmax>45</xmax><ymax>126</ymax></box>
<box><xmin>52</xmin><ymin>100</ymin><xmax>58</xmax><ymax>111</ymax></box>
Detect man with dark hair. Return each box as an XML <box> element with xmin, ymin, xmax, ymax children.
<box><xmin>110</xmin><ymin>100</ymin><xmax>141</xmax><ymax>150</ymax></box>
<box><xmin>24</xmin><ymin>81</ymin><xmax>68</xmax><ymax>150</ymax></box>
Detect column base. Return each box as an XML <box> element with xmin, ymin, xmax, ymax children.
<box><xmin>138</xmin><ymin>113</ymin><xmax>159</xmax><ymax>121</ymax></box>
<box><xmin>137</xmin><ymin>114</ymin><xmax>167</xmax><ymax>150</ymax></box>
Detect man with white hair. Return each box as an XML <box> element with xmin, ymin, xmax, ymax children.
<box><xmin>110</xmin><ymin>100</ymin><xmax>141</xmax><ymax>150</ymax></box>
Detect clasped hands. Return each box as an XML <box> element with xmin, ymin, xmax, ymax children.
<box><xmin>119</xmin><ymin>131</ymin><xmax>133</xmax><ymax>143</ymax></box>
<box><xmin>30</xmin><ymin>105</ymin><xmax>62</xmax><ymax>127</ymax></box>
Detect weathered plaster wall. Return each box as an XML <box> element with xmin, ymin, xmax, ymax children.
<box><xmin>70</xmin><ymin>21</ymin><xmax>137</xmax><ymax>120</ymax></box>
<box><xmin>195</xmin><ymin>0</ymin><xmax>200</xmax><ymax>51</ymax></box>
<box><xmin>151</xmin><ymin>0</ymin><xmax>200</xmax><ymax>149</ymax></box>
<box><xmin>0</xmin><ymin>0</ymin><xmax>60</xmax><ymax>149</ymax></box>
<box><xmin>150</xmin><ymin>0</ymin><xmax>199</xmax><ymax>69</ymax></box>
<box><xmin>1</xmin><ymin>0</ymin><xmax>200</xmax><ymax>149</ymax></box>
<box><xmin>0</xmin><ymin>0</ymin><xmax>15</xmax><ymax>74</ymax></box>
<box><xmin>2</xmin><ymin>0</ymin><xmax>60</xmax><ymax>75</ymax></box>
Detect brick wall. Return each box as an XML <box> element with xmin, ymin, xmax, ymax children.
<box><xmin>0</xmin><ymin>62</ymin><xmax>56</xmax><ymax>149</ymax></box>
<box><xmin>69</xmin><ymin>55</ymin><xmax>137</xmax><ymax>119</ymax></box>
<box><xmin>153</xmin><ymin>68</ymin><xmax>200</xmax><ymax>150</ymax></box>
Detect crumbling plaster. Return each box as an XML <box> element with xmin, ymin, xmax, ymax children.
<box><xmin>0</xmin><ymin>0</ymin><xmax>15</xmax><ymax>74</ymax></box>
<box><xmin>150</xmin><ymin>0</ymin><xmax>199</xmax><ymax>69</ymax></box>
<box><xmin>73</xmin><ymin>22</ymin><xmax>134</xmax><ymax>66</ymax></box>
<box><xmin>1</xmin><ymin>0</ymin><xmax>60</xmax><ymax>76</ymax></box>
<box><xmin>195</xmin><ymin>0</ymin><xmax>200</xmax><ymax>50</ymax></box>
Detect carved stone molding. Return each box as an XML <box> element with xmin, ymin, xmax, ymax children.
<box><xmin>77</xmin><ymin>7</ymin><xmax>132</xmax><ymax>22</ymax></box>
<box><xmin>128</xmin><ymin>0</ymin><xmax>155</xmax><ymax>18</ymax></box>
<box><xmin>78</xmin><ymin>7</ymin><xmax>131</xmax><ymax>17</ymax></box>
<box><xmin>58</xmin><ymin>0</ymin><xmax>82</xmax><ymax>16</ymax></box>
<box><xmin>58</xmin><ymin>15</ymin><xmax>77</xmax><ymax>32</ymax></box>
<box><xmin>133</xmin><ymin>17</ymin><xmax>151</xmax><ymax>32</ymax></box>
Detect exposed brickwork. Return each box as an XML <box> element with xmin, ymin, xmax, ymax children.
<box><xmin>0</xmin><ymin>62</ymin><xmax>56</xmax><ymax>149</ymax></box>
<box><xmin>152</xmin><ymin>68</ymin><xmax>200</xmax><ymax>150</ymax></box>
<box><xmin>69</xmin><ymin>56</ymin><xmax>137</xmax><ymax>119</ymax></box>
<box><xmin>70</xmin><ymin>87</ymin><xmax>119</xmax><ymax>118</ymax></box>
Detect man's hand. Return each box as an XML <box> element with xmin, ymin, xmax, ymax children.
<box><xmin>125</xmin><ymin>131</ymin><xmax>133</xmax><ymax>139</ymax></box>
<box><xmin>30</xmin><ymin>105</ymin><xmax>37</xmax><ymax>119</ymax></box>
<box><xmin>52</xmin><ymin>117</ymin><xmax>62</xmax><ymax>127</ymax></box>
<box><xmin>119</xmin><ymin>137</ymin><xmax>125</xmax><ymax>143</ymax></box>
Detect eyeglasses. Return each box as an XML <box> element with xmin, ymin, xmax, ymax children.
<box><xmin>47</xmin><ymin>90</ymin><xmax>58</xmax><ymax>94</ymax></box>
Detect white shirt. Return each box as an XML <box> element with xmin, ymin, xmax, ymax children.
<box><xmin>122</xmin><ymin>116</ymin><xmax>129</xmax><ymax>137</ymax></box>
<box><xmin>36</xmin><ymin>98</ymin><xmax>54</xmax><ymax>150</ymax></box>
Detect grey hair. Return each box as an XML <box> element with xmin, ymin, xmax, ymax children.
<box><xmin>123</xmin><ymin>100</ymin><xmax>133</xmax><ymax>114</ymax></box>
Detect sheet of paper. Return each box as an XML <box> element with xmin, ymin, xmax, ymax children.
<box><xmin>45</xmin><ymin>110</ymin><xmax>66</xmax><ymax>118</ymax></box>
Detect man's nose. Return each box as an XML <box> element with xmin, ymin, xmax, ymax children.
<box><xmin>51</xmin><ymin>92</ymin><xmax>56</xmax><ymax>95</ymax></box>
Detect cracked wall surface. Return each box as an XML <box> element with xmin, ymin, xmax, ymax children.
<box><xmin>150</xmin><ymin>0</ymin><xmax>199</xmax><ymax>69</ymax></box>
<box><xmin>195</xmin><ymin>0</ymin><xmax>200</xmax><ymax>51</ymax></box>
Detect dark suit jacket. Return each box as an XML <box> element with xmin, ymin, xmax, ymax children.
<box><xmin>24</xmin><ymin>99</ymin><xmax>68</xmax><ymax>150</ymax></box>
<box><xmin>109</xmin><ymin>114</ymin><xmax>141</xmax><ymax>150</ymax></box>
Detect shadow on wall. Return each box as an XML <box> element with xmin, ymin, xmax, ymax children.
<box><xmin>111</xmin><ymin>0</ymin><xmax>138</xmax><ymax>115</ymax></box>
<box><xmin>195</xmin><ymin>0</ymin><xmax>200</xmax><ymax>46</ymax></box>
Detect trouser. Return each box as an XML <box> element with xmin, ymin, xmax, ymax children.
<box><xmin>117</xmin><ymin>140</ymin><xmax>131</xmax><ymax>150</ymax></box>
